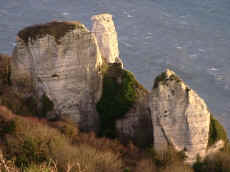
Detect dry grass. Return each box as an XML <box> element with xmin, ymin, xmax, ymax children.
<box><xmin>0</xmin><ymin>106</ymin><xmax>123</xmax><ymax>172</ymax></box>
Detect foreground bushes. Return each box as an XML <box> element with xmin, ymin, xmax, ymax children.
<box><xmin>193</xmin><ymin>152</ymin><xmax>230</xmax><ymax>172</ymax></box>
<box><xmin>1</xmin><ymin>106</ymin><xmax>230</xmax><ymax>172</ymax></box>
<box><xmin>0</xmin><ymin>106</ymin><xmax>123</xmax><ymax>172</ymax></box>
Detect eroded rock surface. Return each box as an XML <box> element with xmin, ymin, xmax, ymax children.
<box><xmin>11</xmin><ymin>21</ymin><xmax>103</xmax><ymax>131</ymax></box>
<box><xmin>116</xmin><ymin>94</ymin><xmax>153</xmax><ymax>147</ymax></box>
<box><xmin>150</xmin><ymin>69</ymin><xmax>211</xmax><ymax>163</ymax></box>
<box><xmin>91</xmin><ymin>13</ymin><xmax>123</xmax><ymax>66</ymax></box>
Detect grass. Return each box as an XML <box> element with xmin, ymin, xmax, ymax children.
<box><xmin>0</xmin><ymin>106</ymin><xmax>124</xmax><ymax>172</ymax></box>
<box><xmin>208</xmin><ymin>114</ymin><xmax>227</xmax><ymax>146</ymax></box>
<box><xmin>18</xmin><ymin>21</ymin><xmax>86</xmax><ymax>45</ymax></box>
<box><xmin>96</xmin><ymin>63</ymin><xmax>148</xmax><ymax>138</ymax></box>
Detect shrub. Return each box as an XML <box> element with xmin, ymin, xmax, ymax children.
<box><xmin>208</xmin><ymin>114</ymin><xmax>227</xmax><ymax>146</ymax></box>
<box><xmin>134</xmin><ymin>159</ymin><xmax>156</xmax><ymax>172</ymax></box>
<box><xmin>96</xmin><ymin>63</ymin><xmax>147</xmax><ymax>138</ymax></box>
<box><xmin>0</xmin><ymin>107</ymin><xmax>124</xmax><ymax>171</ymax></box>
<box><xmin>162</xmin><ymin>162</ymin><xmax>194</xmax><ymax>172</ymax></box>
<box><xmin>40</xmin><ymin>94</ymin><xmax>54</xmax><ymax>118</ymax></box>
<box><xmin>193</xmin><ymin>152</ymin><xmax>230</xmax><ymax>172</ymax></box>
<box><xmin>150</xmin><ymin>147</ymin><xmax>186</xmax><ymax>169</ymax></box>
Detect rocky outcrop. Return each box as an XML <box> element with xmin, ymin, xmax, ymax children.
<box><xmin>11</xmin><ymin>21</ymin><xmax>103</xmax><ymax>131</ymax></box>
<box><xmin>7</xmin><ymin>14</ymin><xmax>227</xmax><ymax>163</ymax></box>
<box><xmin>150</xmin><ymin>69</ymin><xmax>212</xmax><ymax>163</ymax></box>
<box><xmin>91</xmin><ymin>13</ymin><xmax>123</xmax><ymax>66</ymax></box>
<box><xmin>116</xmin><ymin>94</ymin><xmax>153</xmax><ymax>147</ymax></box>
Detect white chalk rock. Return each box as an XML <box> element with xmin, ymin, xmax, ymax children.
<box><xmin>11</xmin><ymin>21</ymin><xmax>103</xmax><ymax>131</ymax></box>
<box><xmin>91</xmin><ymin>13</ymin><xmax>122</xmax><ymax>65</ymax></box>
<box><xmin>150</xmin><ymin>69</ymin><xmax>211</xmax><ymax>163</ymax></box>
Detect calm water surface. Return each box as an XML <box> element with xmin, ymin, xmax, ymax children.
<box><xmin>1</xmin><ymin>0</ymin><xmax>230</xmax><ymax>136</ymax></box>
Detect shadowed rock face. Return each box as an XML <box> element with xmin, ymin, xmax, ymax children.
<box><xmin>11</xmin><ymin>21</ymin><xmax>103</xmax><ymax>131</ymax></box>
<box><xmin>91</xmin><ymin>13</ymin><xmax>123</xmax><ymax>66</ymax></box>
<box><xmin>116</xmin><ymin>94</ymin><xmax>153</xmax><ymax>147</ymax></box>
<box><xmin>150</xmin><ymin>69</ymin><xmax>211</xmax><ymax>163</ymax></box>
<box><xmin>0</xmin><ymin>54</ymin><xmax>11</xmax><ymax>87</ymax></box>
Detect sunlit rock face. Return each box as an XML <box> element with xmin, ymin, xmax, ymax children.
<box><xmin>91</xmin><ymin>13</ymin><xmax>123</xmax><ymax>66</ymax></box>
<box><xmin>150</xmin><ymin>69</ymin><xmax>211</xmax><ymax>163</ymax></box>
<box><xmin>11</xmin><ymin>21</ymin><xmax>103</xmax><ymax>131</ymax></box>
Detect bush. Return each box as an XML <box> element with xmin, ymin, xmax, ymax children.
<box><xmin>134</xmin><ymin>159</ymin><xmax>156</xmax><ymax>172</ymax></box>
<box><xmin>0</xmin><ymin>106</ymin><xmax>124</xmax><ymax>171</ymax></box>
<box><xmin>150</xmin><ymin>147</ymin><xmax>186</xmax><ymax>169</ymax></box>
<box><xmin>96</xmin><ymin>63</ymin><xmax>147</xmax><ymax>138</ymax></box>
<box><xmin>208</xmin><ymin>114</ymin><xmax>227</xmax><ymax>146</ymax></box>
<box><xmin>193</xmin><ymin>152</ymin><xmax>230</xmax><ymax>172</ymax></box>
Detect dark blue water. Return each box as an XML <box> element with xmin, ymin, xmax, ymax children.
<box><xmin>1</xmin><ymin>0</ymin><xmax>230</xmax><ymax>135</ymax></box>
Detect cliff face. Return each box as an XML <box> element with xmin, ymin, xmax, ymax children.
<box><xmin>6</xmin><ymin>14</ymin><xmax>227</xmax><ymax>163</ymax></box>
<box><xmin>11</xmin><ymin>21</ymin><xmax>103</xmax><ymax>131</ymax></box>
<box><xmin>116</xmin><ymin>94</ymin><xmax>153</xmax><ymax>147</ymax></box>
<box><xmin>150</xmin><ymin>69</ymin><xmax>216</xmax><ymax>163</ymax></box>
<box><xmin>91</xmin><ymin>13</ymin><xmax>123</xmax><ymax>66</ymax></box>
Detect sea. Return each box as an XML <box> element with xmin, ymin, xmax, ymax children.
<box><xmin>1</xmin><ymin>0</ymin><xmax>230</xmax><ymax>136</ymax></box>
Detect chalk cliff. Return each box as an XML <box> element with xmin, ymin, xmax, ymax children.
<box><xmin>150</xmin><ymin>69</ymin><xmax>225</xmax><ymax>163</ymax></box>
<box><xmin>6</xmin><ymin>14</ymin><xmax>227</xmax><ymax>163</ymax></box>
<box><xmin>116</xmin><ymin>94</ymin><xmax>153</xmax><ymax>147</ymax></box>
<box><xmin>91</xmin><ymin>13</ymin><xmax>123</xmax><ymax>66</ymax></box>
<box><xmin>11</xmin><ymin>21</ymin><xmax>103</xmax><ymax>130</ymax></box>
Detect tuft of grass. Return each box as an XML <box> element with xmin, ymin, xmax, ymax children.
<box><xmin>96</xmin><ymin>63</ymin><xmax>148</xmax><ymax>138</ymax></box>
<box><xmin>208</xmin><ymin>114</ymin><xmax>227</xmax><ymax>146</ymax></box>
<box><xmin>18</xmin><ymin>21</ymin><xmax>86</xmax><ymax>45</ymax></box>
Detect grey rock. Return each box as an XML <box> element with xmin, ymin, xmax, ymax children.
<box><xmin>91</xmin><ymin>13</ymin><xmax>123</xmax><ymax>67</ymax></box>
<box><xmin>11</xmin><ymin>21</ymin><xmax>103</xmax><ymax>131</ymax></box>
<box><xmin>150</xmin><ymin>69</ymin><xmax>211</xmax><ymax>163</ymax></box>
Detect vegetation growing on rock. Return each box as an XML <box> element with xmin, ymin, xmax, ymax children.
<box><xmin>96</xmin><ymin>63</ymin><xmax>148</xmax><ymax>138</ymax></box>
<box><xmin>208</xmin><ymin>114</ymin><xmax>228</xmax><ymax>146</ymax></box>
<box><xmin>153</xmin><ymin>70</ymin><xmax>181</xmax><ymax>89</ymax></box>
<box><xmin>40</xmin><ymin>94</ymin><xmax>54</xmax><ymax>118</ymax></box>
<box><xmin>18</xmin><ymin>21</ymin><xmax>86</xmax><ymax>45</ymax></box>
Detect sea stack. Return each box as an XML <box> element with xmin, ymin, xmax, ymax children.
<box><xmin>150</xmin><ymin>69</ymin><xmax>226</xmax><ymax>163</ymax></box>
<box><xmin>91</xmin><ymin>13</ymin><xmax>123</xmax><ymax>66</ymax></box>
<box><xmin>11</xmin><ymin>21</ymin><xmax>103</xmax><ymax>131</ymax></box>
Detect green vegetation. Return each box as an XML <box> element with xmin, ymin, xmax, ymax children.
<box><xmin>18</xmin><ymin>21</ymin><xmax>86</xmax><ymax>45</ymax></box>
<box><xmin>40</xmin><ymin>94</ymin><xmax>54</xmax><ymax>118</ymax></box>
<box><xmin>193</xmin><ymin>152</ymin><xmax>230</xmax><ymax>172</ymax></box>
<box><xmin>208</xmin><ymin>114</ymin><xmax>227</xmax><ymax>146</ymax></box>
<box><xmin>96</xmin><ymin>63</ymin><xmax>148</xmax><ymax>138</ymax></box>
<box><xmin>153</xmin><ymin>71</ymin><xmax>181</xmax><ymax>88</ymax></box>
<box><xmin>0</xmin><ymin>107</ymin><xmax>123</xmax><ymax>171</ymax></box>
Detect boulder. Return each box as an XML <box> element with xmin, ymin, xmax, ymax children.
<box><xmin>150</xmin><ymin>69</ymin><xmax>211</xmax><ymax>163</ymax></box>
<box><xmin>11</xmin><ymin>21</ymin><xmax>103</xmax><ymax>131</ymax></box>
<box><xmin>91</xmin><ymin>13</ymin><xmax>123</xmax><ymax>66</ymax></box>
